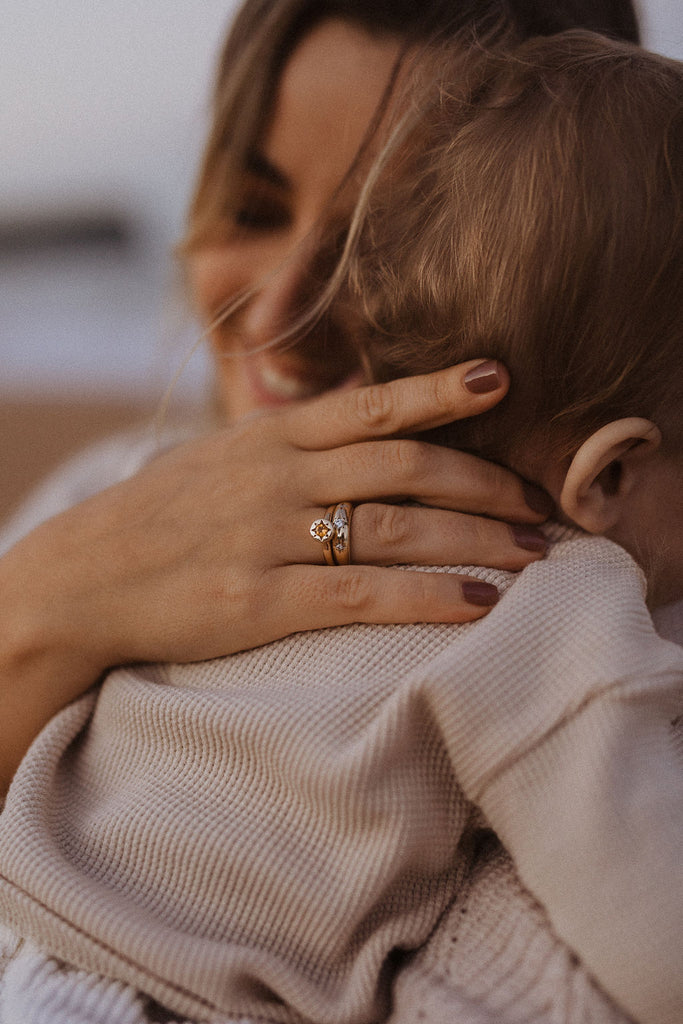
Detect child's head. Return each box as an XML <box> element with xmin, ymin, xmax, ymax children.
<box><xmin>182</xmin><ymin>1</ymin><xmax>639</xmax><ymax>252</ymax></box>
<box><xmin>341</xmin><ymin>30</ymin><xmax>683</xmax><ymax>600</ymax></box>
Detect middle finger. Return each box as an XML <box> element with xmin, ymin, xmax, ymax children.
<box><xmin>307</xmin><ymin>440</ymin><xmax>552</xmax><ymax>523</ymax></box>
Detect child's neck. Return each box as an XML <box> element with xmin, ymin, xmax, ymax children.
<box><xmin>603</xmin><ymin>454</ymin><xmax>683</xmax><ymax>609</ymax></box>
<box><xmin>529</xmin><ymin>448</ymin><xmax>683</xmax><ymax>609</ymax></box>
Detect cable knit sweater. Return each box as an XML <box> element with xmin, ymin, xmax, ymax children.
<box><xmin>0</xmin><ymin>434</ymin><xmax>680</xmax><ymax>1024</ymax></box>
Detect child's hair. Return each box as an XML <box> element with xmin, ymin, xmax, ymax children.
<box><xmin>180</xmin><ymin>1</ymin><xmax>639</xmax><ymax>254</ymax></box>
<box><xmin>344</xmin><ymin>31</ymin><xmax>683</xmax><ymax>464</ymax></box>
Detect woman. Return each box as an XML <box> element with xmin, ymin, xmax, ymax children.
<box><xmin>0</xmin><ymin>0</ymin><xmax>640</xmax><ymax>795</ymax></box>
<box><xmin>0</xmin><ymin>2</ymin><xmax>656</xmax><ymax>1024</ymax></box>
<box><xmin>2</xmin><ymin>19</ymin><xmax>679</xmax><ymax>1024</ymax></box>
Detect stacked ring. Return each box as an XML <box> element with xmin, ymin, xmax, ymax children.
<box><xmin>330</xmin><ymin>502</ymin><xmax>353</xmax><ymax>565</ymax></box>
<box><xmin>309</xmin><ymin>502</ymin><xmax>354</xmax><ymax>566</ymax></box>
<box><xmin>309</xmin><ymin>507</ymin><xmax>337</xmax><ymax>566</ymax></box>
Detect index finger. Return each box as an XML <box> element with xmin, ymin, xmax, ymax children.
<box><xmin>283</xmin><ymin>360</ymin><xmax>509</xmax><ymax>450</ymax></box>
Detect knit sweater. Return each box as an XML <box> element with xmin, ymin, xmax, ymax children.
<box><xmin>0</xmin><ymin>435</ymin><xmax>681</xmax><ymax>1024</ymax></box>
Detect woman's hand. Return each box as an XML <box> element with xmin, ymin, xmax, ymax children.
<box><xmin>0</xmin><ymin>359</ymin><xmax>550</xmax><ymax>789</ymax></box>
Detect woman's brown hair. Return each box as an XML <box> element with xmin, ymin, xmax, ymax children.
<box><xmin>345</xmin><ymin>31</ymin><xmax>683</xmax><ymax>463</ymax></box>
<box><xmin>181</xmin><ymin>0</ymin><xmax>639</xmax><ymax>252</ymax></box>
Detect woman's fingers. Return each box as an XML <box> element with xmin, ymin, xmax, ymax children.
<box><xmin>297</xmin><ymin>503</ymin><xmax>546</xmax><ymax>570</ymax></box>
<box><xmin>350</xmin><ymin>504</ymin><xmax>547</xmax><ymax>570</ymax></box>
<box><xmin>282</xmin><ymin>359</ymin><xmax>509</xmax><ymax>449</ymax></box>
<box><xmin>306</xmin><ymin>441</ymin><xmax>553</xmax><ymax>523</ymax></box>
<box><xmin>233</xmin><ymin>564</ymin><xmax>500</xmax><ymax>648</ymax></box>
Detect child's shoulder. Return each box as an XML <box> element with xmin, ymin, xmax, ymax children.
<box><xmin>541</xmin><ymin>523</ymin><xmax>646</xmax><ymax>595</ymax></box>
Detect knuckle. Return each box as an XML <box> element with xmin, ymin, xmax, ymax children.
<box><xmin>486</xmin><ymin>459</ymin><xmax>513</xmax><ymax>495</ymax></box>
<box><xmin>424</xmin><ymin>372</ymin><xmax>452</xmax><ymax>413</ymax></box>
<box><xmin>368</xmin><ymin>503</ymin><xmax>413</xmax><ymax>549</ymax></box>
<box><xmin>413</xmin><ymin>571</ymin><xmax>439</xmax><ymax>610</ymax></box>
<box><xmin>401</xmin><ymin>569</ymin><xmax>443</xmax><ymax>618</ymax></box>
<box><xmin>391</xmin><ymin>439</ymin><xmax>426</xmax><ymax>484</ymax></box>
<box><xmin>351</xmin><ymin>383</ymin><xmax>396</xmax><ymax>431</ymax></box>
<box><xmin>219</xmin><ymin>568</ymin><xmax>265</xmax><ymax>625</ymax></box>
<box><xmin>329</xmin><ymin>569</ymin><xmax>373</xmax><ymax>612</ymax></box>
<box><xmin>468</xmin><ymin>514</ymin><xmax>494</xmax><ymax>550</ymax></box>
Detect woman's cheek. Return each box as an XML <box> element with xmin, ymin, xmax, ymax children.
<box><xmin>187</xmin><ymin>247</ymin><xmax>244</xmax><ymax>325</ymax></box>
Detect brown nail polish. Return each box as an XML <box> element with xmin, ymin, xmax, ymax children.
<box><xmin>522</xmin><ymin>481</ymin><xmax>555</xmax><ymax>517</ymax></box>
<box><xmin>510</xmin><ymin>524</ymin><xmax>548</xmax><ymax>553</ymax></box>
<box><xmin>462</xmin><ymin>580</ymin><xmax>499</xmax><ymax>607</ymax></box>
<box><xmin>463</xmin><ymin>360</ymin><xmax>502</xmax><ymax>394</ymax></box>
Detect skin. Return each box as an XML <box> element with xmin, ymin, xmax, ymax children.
<box><xmin>6</xmin><ymin>20</ymin><xmax>680</xmax><ymax>1022</ymax></box>
<box><xmin>189</xmin><ymin>20</ymin><xmax>401</xmax><ymax>418</ymax></box>
<box><xmin>514</xmin><ymin>417</ymin><xmax>683</xmax><ymax>607</ymax></box>
<box><xmin>188</xmin><ymin>18</ymin><xmax>550</xmax><ymax>568</ymax></box>
<box><xmin>0</xmin><ymin>19</ymin><xmax>552</xmax><ymax>797</ymax></box>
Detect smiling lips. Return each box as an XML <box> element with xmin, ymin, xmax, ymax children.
<box><xmin>245</xmin><ymin>352</ymin><xmax>343</xmax><ymax>406</ymax></box>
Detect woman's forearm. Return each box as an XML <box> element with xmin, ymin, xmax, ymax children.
<box><xmin>0</xmin><ymin>531</ymin><xmax>109</xmax><ymax>795</ymax></box>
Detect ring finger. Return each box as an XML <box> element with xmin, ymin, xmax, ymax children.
<box><xmin>302</xmin><ymin>502</ymin><xmax>547</xmax><ymax>571</ymax></box>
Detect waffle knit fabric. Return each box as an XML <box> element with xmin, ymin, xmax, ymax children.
<box><xmin>0</xmin><ymin>436</ymin><xmax>681</xmax><ymax>1024</ymax></box>
<box><xmin>0</xmin><ymin>842</ymin><xmax>632</xmax><ymax>1024</ymax></box>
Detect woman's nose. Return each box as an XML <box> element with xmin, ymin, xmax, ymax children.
<box><xmin>241</xmin><ymin>245</ymin><xmax>312</xmax><ymax>346</ymax></box>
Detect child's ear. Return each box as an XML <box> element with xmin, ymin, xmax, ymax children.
<box><xmin>560</xmin><ymin>418</ymin><xmax>661</xmax><ymax>534</ymax></box>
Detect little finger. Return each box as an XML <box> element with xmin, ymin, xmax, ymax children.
<box><xmin>259</xmin><ymin>564</ymin><xmax>501</xmax><ymax>636</ymax></box>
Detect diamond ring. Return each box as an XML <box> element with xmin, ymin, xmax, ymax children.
<box><xmin>330</xmin><ymin>502</ymin><xmax>353</xmax><ymax>565</ymax></box>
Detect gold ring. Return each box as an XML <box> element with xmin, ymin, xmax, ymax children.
<box><xmin>309</xmin><ymin>503</ymin><xmax>354</xmax><ymax>565</ymax></box>
<box><xmin>310</xmin><ymin>506</ymin><xmax>337</xmax><ymax>566</ymax></box>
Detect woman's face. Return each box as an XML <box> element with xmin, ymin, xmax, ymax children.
<box><xmin>188</xmin><ymin>19</ymin><xmax>401</xmax><ymax>422</ymax></box>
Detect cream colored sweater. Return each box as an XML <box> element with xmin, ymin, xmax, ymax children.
<box><xmin>0</xmin><ymin>437</ymin><xmax>681</xmax><ymax>1024</ymax></box>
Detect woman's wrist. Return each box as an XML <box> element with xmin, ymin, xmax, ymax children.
<box><xmin>0</xmin><ymin>535</ymin><xmax>109</xmax><ymax>793</ymax></box>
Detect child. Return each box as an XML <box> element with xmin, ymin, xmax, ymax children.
<box><xmin>0</xmin><ymin>30</ymin><xmax>680</xmax><ymax>1024</ymax></box>
<box><xmin>340</xmin><ymin>28</ymin><xmax>683</xmax><ymax>1024</ymax></box>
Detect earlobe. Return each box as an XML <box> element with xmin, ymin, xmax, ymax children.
<box><xmin>560</xmin><ymin>418</ymin><xmax>661</xmax><ymax>534</ymax></box>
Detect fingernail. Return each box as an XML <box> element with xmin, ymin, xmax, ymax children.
<box><xmin>510</xmin><ymin>524</ymin><xmax>548</xmax><ymax>553</ymax></box>
<box><xmin>522</xmin><ymin>481</ymin><xmax>555</xmax><ymax>517</ymax></box>
<box><xmin>463</xmin><ymin>360</ymin><xmax>502</xmax><ymax>394</ymax></box>
<box><xmin>462</xmin><ymin>579</ymin><xmax>500</xmax><ymax>607</ymax></box>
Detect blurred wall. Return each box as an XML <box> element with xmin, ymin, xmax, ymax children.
<box><xmin>1</xmin><ymin>1</ymin><xmax>238</xmax><ymax>403</ymax></box>
<box><xmin>2</xmin><ymin>1</ymin><xmax>237</xmax><ymax>258</ymax></box>
<box><xmin>638</xmin><ymin>0</ymin><xmax>683</xmax><ymax>57</ymax></box>
<box><xmin>1</xmin><ymin>3</ymin><xmax>237</xmax><ymax>522</ymax></box>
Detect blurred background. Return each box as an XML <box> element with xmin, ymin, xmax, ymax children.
<box><xmin>1</xmin><ymin>1</ymin><xmax>237</xmax><ymax>523</ymax></box>
<box><xmin>1</xmin><ymin>0</ymin><xmax>682</xmax><ymax>524</ymax></box>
